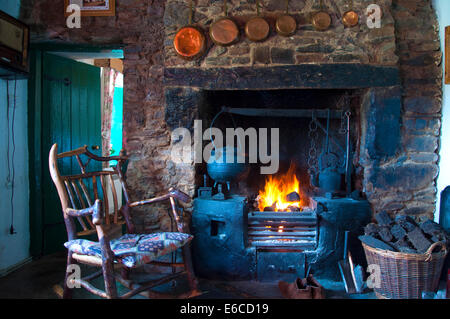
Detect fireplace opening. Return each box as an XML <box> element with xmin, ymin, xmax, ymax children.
<box><xmin>197</xmin><ymin>88</ymin><xmax>363</xmax><ymax>203</ymax></box>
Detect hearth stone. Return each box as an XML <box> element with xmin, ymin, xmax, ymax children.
<box><xmin>191</xmin><ymin>196</ymin><xmax>371</xmax><ymax>281</ymax></box>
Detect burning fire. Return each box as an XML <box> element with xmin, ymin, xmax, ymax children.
<box><xmin>257</xmin><ymin>163</ymin><xmax>306</xmax><ymax>212</ymax></box>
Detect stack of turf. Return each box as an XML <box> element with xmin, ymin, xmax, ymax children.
<box><xmin>359</xmin><ymin>211</ymin><xmax>450</xmax><ymax>253</ymax></box>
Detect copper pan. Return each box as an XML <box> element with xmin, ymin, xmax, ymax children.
<box><xmin>276</xmin><ymin>0</ymin><xmax>297</xmax><ymax>37</ymax></box>
<box><xmin>173</xmin><ymin>0</ymin><xmax>206</xmax><ymax>60</ymax></box>
<box><xmin>343</xmin><ymin>10</ymin><xmax>359</xmax><ymax>28</ymax></box>
<box><xmin>312</xmin><ymin>0</ymin><xmax>331</xmax><ymax>31</ymax></box>
<box><xmin>342</xmin><ymin>0</ymin><xmax>359</xmax><ymax>28</ymax></box>
<box><xmin>210</xmin><ymin>0</ymin><xmax>239</xmax><ymax>46</ymax></box>
<box><xmin>245</xmin><ymin>0</ymin><xmax>270</xmax><ymax>42</ymax></box>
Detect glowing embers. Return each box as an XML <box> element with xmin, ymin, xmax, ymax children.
<box><xmin>257</xmin><ymin>162</ymin><xmax>307</xmax><ymax>212</ymax></box>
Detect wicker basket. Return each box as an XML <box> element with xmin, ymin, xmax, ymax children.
<box><xmin>362</xmin><ymin>241</ymin><xmax>447</xmax><ymax>299</ymax></box>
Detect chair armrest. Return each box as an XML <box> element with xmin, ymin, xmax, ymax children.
<box><xmin>128</xmin><ymin>188</ymin><xmax>191</xmax><ymax>208</ymax></box>
<box><xmin>128</xmin><ymin>188</ymin><xmax>191</xmax><ymax>233</ymax></box>
<box><xmin>65</xmin><ymin>199</ymin><xmax>102</xmax><ymax>225</ymax></box>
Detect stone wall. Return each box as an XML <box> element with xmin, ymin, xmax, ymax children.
<box><xmin>165</xmin><ymin>0</ymin><xmax>398</xmax><ymax>67</ymax></box>
<box><xmin>21</xmin><ymin>0</ymin><xmax>443</xmax><ymax>232</ymax></box>
<box><xmin>368</xmin><ymin>0</ymin><xmax>442</xmax><ymax>219</ymax></box>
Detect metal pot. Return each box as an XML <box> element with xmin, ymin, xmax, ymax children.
<box><xmin>318</xmin><ymin>168</ymin><xmax>342</xmax><ymax>193</ymax></box>
<box><xmin>207</xmin><ymin>147</ymin><xmax>249</xmax><ymax>184</ymax></box>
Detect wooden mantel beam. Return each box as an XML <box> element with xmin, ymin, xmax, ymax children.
<box><xmin>164</xmin><ymin>64</ymin><xmax>400</xmax><ymax>90</ymax></box>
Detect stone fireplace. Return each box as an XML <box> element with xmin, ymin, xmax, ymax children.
<box><xmin>159</xmin><ymin>0</ymin><xmax>442</xmax><ymax>280</ymax></box>
<box><xmin>164</xmin><ymin>63</ymin><xmax>401</xmax><ymax>280</ymax></box>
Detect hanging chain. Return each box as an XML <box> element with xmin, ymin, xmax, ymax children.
<box><xmin>307</xmin><ymin>112</ymin><xmax>319</xmax><ymax>177</ymax></box>
<box><xmin>339</xmin><ymin>93</ymin><xmax>351</xmax><ymax>135</ymax></box>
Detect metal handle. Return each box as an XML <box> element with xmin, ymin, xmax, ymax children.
<box><xmin>343</xmin><ymin>230</ymin><xmax>349</xmax><ymax>260</ymax></box>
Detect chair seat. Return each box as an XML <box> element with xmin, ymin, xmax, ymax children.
<box><xmin>65</xmin><ymin>232</ymin><xmax>193</xmax><ymax>268</ymax></box>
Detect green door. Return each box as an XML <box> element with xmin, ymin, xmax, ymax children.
<box><xmin>41</xmin><ymin>53</ymin><xmax>102</xmax><ymax>255</ymax></box>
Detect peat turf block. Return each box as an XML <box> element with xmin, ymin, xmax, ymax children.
<box><xmin>419</xmin><ymin>219</ymin><xmax>443</xmax><ymax>236</ymax></box>
<box><xmin>395</xmin><ymin>215</ymin><xmax>417</xmax><ymax>232</ymax></box>
<box><xmin>391</xmin><ymin>224</ymin><xmax>407</xmax><ymax>240</ymax></box>
<box><xmin>364</xmin><ymin>223</ymin><xmax>379</xmax><ymax>237</ymax></box>
<box><xmin>375</xmin><ymin>211</ymin><xmax>393</xmax><ymax>226</ymax></box>
<box><xmin>378</xmin><ymin>226</ymin><xmax>394</xmax><ymax>242</ymax></box>
<box><xmin>359</xmin><ymin>235</ymin><xmax>397</xmax><ymax>251</ymax></box>
<box><xmin>392</xmin><ymin>237</ymin><xmax>416</xmax><ymax>254</ymax></box>
<box><xmin>407</xmin><ymin>227</ymin><xmax>433</xmax><ymax>252</ymax></box>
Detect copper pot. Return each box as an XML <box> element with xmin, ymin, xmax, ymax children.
<box><xmin>209</xmin><ymin>0</ymin><xmax>239</xmax><ymax>46</ymax></box>
<box><xmin>276</xmin><ymin>1</ymin><xmax>297</xmax><ymax>37</ymax></box>
<box><xmin>245</xmin><ymin>0</ymin><xmax>270</xmax><ymax>42</ymax></box>
<box><xmin>173</xmin><ymin>1</ymin><xmax>206</xmax><ymax>60</ymax></box>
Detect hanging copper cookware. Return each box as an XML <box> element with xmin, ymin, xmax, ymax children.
<box><xmin>209</xmin><ymin>0</ymin><xmax>239</xmax><ymax>46</ymax></box>
<box><xmin>245</xmin><ymin>0</ymin><xmax>270</xmax><ymax>42</ymax></box>
<box><xmin>276</xmin><ymin>0</ymin><xmax>297</xmax><ymax>37</ymax></box>
<box><xmin>173</xmin><ymin>0</ymin><xmax>206</xmax><ymax>60</ymax></box>
<box><xmin>342</xmin><ymin>0</ymin><xmax>359</xmax><ymax>28</ymax></box>
<box><xmin>312</xmin><ymin>0</ymin><xmax>331</xmax><ymax>31</ymax></box>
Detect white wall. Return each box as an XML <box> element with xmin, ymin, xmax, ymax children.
<box><xmin>0</xmin><ymin>1</ymin><xmax>30</xmax><ymax>274</ymax></box>
<box><xmin>434</xmin><ymin>0</ymin><xmax>450</xmax><ymax>222</ymax></box>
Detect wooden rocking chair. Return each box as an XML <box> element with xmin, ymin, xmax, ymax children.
<box><xmin>49</xmin><ymin>143</ymin><xmax>201</xmax><ymax>299</ymax></box>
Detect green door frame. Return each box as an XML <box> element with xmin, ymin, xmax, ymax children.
<box><xmin>27</xmin><ymin>43</ymin><xmax>124</xmax><ymax>257</ymax></box>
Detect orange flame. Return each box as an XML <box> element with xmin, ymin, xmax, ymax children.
<box><xmin>258</xmin><ymin>163</ymin><xmax>305</xmax><ymax>212</ymax></box>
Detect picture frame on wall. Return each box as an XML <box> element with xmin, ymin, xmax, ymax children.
<box><xmin>64</xmin><ymin>0</ymin><xmax>115</xmax><ymax>17</ymax></box>
<box><xmin>446</xmin><ymin>26</ymin><xmax>449</xmax><ymax>84</ymax></box>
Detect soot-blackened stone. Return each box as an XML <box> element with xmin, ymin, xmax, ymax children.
<box><xmin>407</xmin><ymin>228</ymin><xmax>433</xmax><ymax>253</ymax></box>
<box><xmin>271</xmin><ymin>48</ymin><xmax>295</xmax><ymax>65</ymax></box>
<box><xmin>375</xmin><ymin>211</ymin><xmax>393</xmax><ymax>226</ymax></box>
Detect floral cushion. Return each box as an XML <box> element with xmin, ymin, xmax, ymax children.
<box><xmin>64</xmin><ymin>232</ymin><xmax>193</xmax><ymax>268</ymax></box>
